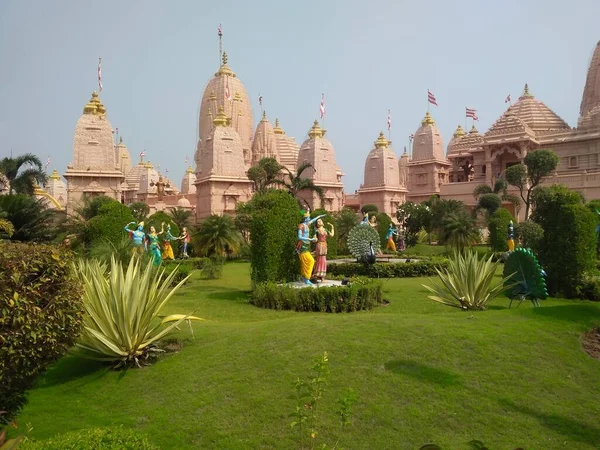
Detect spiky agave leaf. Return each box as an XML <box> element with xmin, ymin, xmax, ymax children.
<box><xmin>423</xmin><ymin>251</ymin><xmax>517</xmax><ymax>310</ymax></box>
<box><xmin>72</xmin><ymin>256</ymin><xmax>203</xmax><ymax>367</ymax></box>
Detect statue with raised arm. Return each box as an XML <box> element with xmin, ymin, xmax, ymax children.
<box><xmin>507</xmin><ymin>220</ymin><xmax>515</xmax><ymax>251</ymax></box>
<box><xmin>124</xmin><ymin>221</ymin><xmax>146</xmax><ymax>255</ymax></box>
<box><xmin>361</xmin><ymin>212</ymin><xmax>369</xmax><ymax>224</ymax></box>
<box><xmin>313</xmin><ymin>218</ymin><xmax>335</xmax><ymax>282</ymax></box>
<box><xmin>162</xmin><ymin>224</ymin><xmax>176</xmax><ymax>260</ymax></box>
<box><xmin>386</xmin><ymin>224</ymin><xmax>398</xmax><ymax>251</ymax></box>
<box><xmin>147</xmin><ymin>222</ymin><xmax>165</xmax><ymax>266</ymax></box>
<box><xmin>177</xmin><ymin>227</ymin><xmax>190</xmax><ymax>259</ymax></box>
<box><xmin>296</xmin><ymin>210</ymin><xmax>325</xmax><ymax>285</ymax></box>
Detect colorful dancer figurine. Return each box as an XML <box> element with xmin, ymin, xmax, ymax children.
<box><xmin>162</xmin><ymin>224</ymin><xmax>176</xmax><ymax>260</ymax></box>
<box><xmin>124</xmin><ymin>221</ymin><xmax>146</xmax><ymax>255</ymax></box>
<box><xmin>386</xmin><ymin>224</ymin><xmax>398</xmax><ymax>251</ymax></box>
<box><xmin>507</xmin><ymin>220</ymin><xmax>515</xmax><ymax>251</ymax></box>
<box><xmin>178</xmin><ymin>227</ymin><xmax>190</xmax><ymax>259</ymax></box>
<box><xmin>147</xmin><ymin>223</ymin><xmax>165</xmax><ymax>266</ymax></box>
<box><xmin>361</xmin><ymin>212</ymin><xmax>370</xmax><ymax>225</ymax></box>
<box><xmin>313</xmin><ymin>218</ymin><xmax>335</xmax><ymax>282</ymax></box>
<box><xmin>296</xmin><ymin>210</ymin><xmax>325</xmax><ymax>285</ymax></box>
<box><xmin>369</xmin><ymin>214</ymin><xmax>378</xmax><ymax>229</ymax></box>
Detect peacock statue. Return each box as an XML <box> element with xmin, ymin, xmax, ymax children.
<box><xmin>503</xmin><ymin>248</ymin><xmax>548</xmax><ymax>307</ymax></box>
<box><xmin>361</xmin><ymin>241</ymin><xmax>377</xmax><ymax>265</ymax></box>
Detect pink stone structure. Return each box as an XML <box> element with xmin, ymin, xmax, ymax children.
<box><xmin>358</xmin><ymin>132</ymin><xmax>406</xmax><ymax>216</ymax></box>
<box><xmin>251</xmin><ymin>111</ymin><xmax>278</xmax><ymax>165</ymax></box>
<box><xmin>296</xmin><ymin>121</ymin><xmax>345</xmax><ymax>211</ymax></box>
<box><xmin>273</xmin><ymin>118</ymin><xmax>299</xmax><ymax>174</ymax></box>
<box><xmin>64</xmin><ymin>92</ymin><xmax>124</xmax><ymax>212</ymax></box>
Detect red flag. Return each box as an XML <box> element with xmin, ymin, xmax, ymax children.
<box><xmin>466</xmin><ymin>107</ymin><xmax>477</xmax><ymax>118</ymax></box>
<box><xmin>184</xmin><ymin>155</ymin><xmax>189</xmax><ymax>164</ymax></box>
<box><xmin>97</xmin><ymin>57</ymin><xmax>102</xmax><ymax>92</ymax></box>
<box><xmin>319</xmin><ymin>94</ymin><xmax>325</xmax><ymax>119</ymax></box>
<box><xmin>505</xmin><ymin>94</ymin><xmax>511</xmax><ymax>104</ymax></box>
<box><xmin>409</xmin><ymin>134</ymin><xmax>415</xmax><ymax>142</ymax></box>
<box><xmin>387</xmin><ymin>109</ymin><xmax>391</xmax><ymax>131</ymax></box>
<box><xmin>45</xmin><ymin>157</ymin><xmax>50</xmax><ymax>170</ymax></box>
<box><xmin>218</xmin><ymin>24</ymin><xmax>222</xmax><ymax>37</ymax></box>
<box><xmin>427</xmin><ymin>90</ymin><xmax>437</xmax><ymax>106</ymax></box>
<box><xmin>225</xmin><ymin>77</ymin><xmax>231</xmax><ymax>101</ymax></box>
<box><xmin>473</xmin><ymin>115</ymin><xmax>479</xmax><ymax>121</ymax></box>
<box><xmin>140</xmin><ymin>150</ymin><xmax>146</xmax><ymax>157</ymax></box>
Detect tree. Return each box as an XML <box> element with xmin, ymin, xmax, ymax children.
<box><xmin>247</xmin><ymin>157</ymin><xmax>283</xmax><ymax>192</ymax></box>
<box><xmin>168</xmin><ymin>207</ymin><xmax>193</xmax><ymax>230</ymax></box>
<box><xmin>473</xmin><ymin>178</ymin><xmax>521</xmax><ymax>219</ymax></box>
<box><xmin>505</xmin><ymin>149</ymin><xmax>560</xmax><ymax>220</ymax></box>
<box><xmin>429</xmin><ymin>199</ymin><xmax>464</xmax><ymax>234</ymax></box>
<box><xmin>334</xmin><ymin>207</ymin><xmax>359</xmax><ymax>254</ymax></box>
<box><xmin>396</xmin><ymin>201</ymin><xmax>432</xmax><ymax>247</ymax></box>
<box><xmin>278</xmin><ymin>162</ymin><xmax>324</xmax><ymax>209</ymax></box>
<box><xmin>488</xmin><ymin>208</ymin><xmax>514</xmax><ymax>252</ymax></box>
<box><xmin>0</xmin><ymin>153</ymin><xmax>47</xmax><ymax>195</ymax></box>
<box><xmin>129</xmin><ymin>202</ymin><xmax>150</xmax><ymax>222</ymax></box>
<box><xmin>194</xmin><ymin>214</ymin><xmax>243</xmax><ymax>257</ymax></box>
<box><xmin>0</xmin><ymin>194</ymin><xmax>57</xmax><ymax>242</ymax></box>
<box><xmin>234</xmin><ymin>201</ymin><xmax>253</xmax><ymax>244</ymax></box>
<box><xmin>478</xmin><ymin>193</ymin><xmax>503</xmax><ymax>217</ymax></box>
<box><xmin>439</xmin><ymin>209</ymin><xmax>480</xmax><ymax>252</ymax></box>
<box><xmin>360</xmin><ymin>204</ymin><xmax>379</xmax><ymax>215</ymax></box>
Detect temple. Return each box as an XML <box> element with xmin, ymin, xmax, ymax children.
<box><xmin>37</xmin><ymin>38</ymin><xmax>600</xmax><ymax>222</ymax></box>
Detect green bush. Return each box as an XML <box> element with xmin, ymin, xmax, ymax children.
<box><xmin>20</xmin><ymin>426</ymin><xmax>159</xmax><ymax>449</ymax></box>
<box><xmin>327</xmin><ymin>258</ymin><xmax>449</xmax><ymax>278</ymax></box>
<box><xmin>539</xmin><ymin>203</ymin><xmax>596</xmax><ymax>297</ymax></box>
<box><xmin>488</xmin><ymin>208</ymin><xmax>513</xmax><ymax>252</ymax></box>
<box><xmin>85</xmin><ymin>200</ymin><xmax>135</xmax><ymax>248</ymax></box>
<box><xmin>163</xmin><ymin>263</ymin><xmax>193</xmax><ymax>286</ymax></box>
<box><xmin>201</xmin><ymin>256</ymin><xmax>225</xmax><ymax>279</ymax></box>
<box><xmin>576</xmin><ymin>273</ymin><xmax>600</xmax><ymax>301</ymax></box>
<box><xmin>514</xmin><ymin>220</ymin><xmax>544</xmax><ymax>254</ymax></box>
<box><xmin>360</xmin><ymin>204</ymin><xmax>378</xmax><ymax>215</ymax></box>
<box><xmin>0</xmin><ymin>243</ymin><xmax>84</xmax><ymax>423</ymax></box>
<box><xmin>376</xmin><ymin>212</ymin><xmax>392</xmax><ymax>247</ymax></box>
<box><xmin>312</xmin><ymin>209</ymin><xmax>338</xmax><ymax>258</ymax></box>
<box><xmin>251</xmin><ymin>281</ymin><xmax>383</xmax><ymax>312</ymax></box>
<box><xmin>249</xmin><ymin>190</ymin><xmax>301</xmax><ymax>284</ymax></box>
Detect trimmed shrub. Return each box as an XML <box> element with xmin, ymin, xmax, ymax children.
<box><xmin>360</xmin><ymin>204</ymin><xmax>378</xmax><ymax>215</ymax></box>
<box><xmin>514</xmin><ymin>220</ymin><xmax>544</xmax><ymax>254</ymax></box>
<box><xmin>311</xmin><ymin>209</ymin><xmax>338</xmax><ymax>258</ymax></box>
<box><xmin>576</xmin><ymin>273</ymin><xmax>600</xmax><ymax>301</ymax></box>
<box><xmin>376</xmin><ymin>212</ymin><xmax>393</xmax><ymax>248</ymax></box>
<box><xmin>201</xmin><ymin>256</ymin><xmax>225</xmax><ymax>279</ymax></box>
<box><xmin>488</xmin><ymin>208</ymin><xmax>513</xmax><ymax>252</ymax></box>
<box><xmin>85</xmin><ymin>200</ymin><xmax>135</xmax><ymax>248</ymax></box>
<box><xmin>20</xmin><ymin>426</ymin><xmax>159</xmax><ymax>450</ymax></box>
<box><xmin>249</xmin><ymin>190</ymin><xmax>301</xmax><ymax>284</ymax></box>
<box><xmin>0</xmin><ymin>242</ymin><xmax>84</xmax><ymax>423</ymax></box>
<box><xmin>163</xmin><ymin>263</ymin><xmax>193</xmax><ymax>286</ymax></box>
<box><xmin>251</xmin><ymin>281</ymin><xmax>383</xmax><ymax>312</ymax></box>
<box><xmin>327</xmin><ymin>258</ymin><xmax>449</xmax><ymax>278</ymax></box>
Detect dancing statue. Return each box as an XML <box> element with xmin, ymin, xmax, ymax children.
<box><xmin>178</xmin><ymin>227</ymin><xmax>190</xmax><ymax>259</ymax></box>
<box><xmin>361</xmin><ymin>212</ymin><xmax>369</xmax><ymax>225</ymax></box>
<box><xmin>296</xmin><ymin>210</ymin><xmax>325</xmax><ymax>285</ymax></box>
<box><xmin>507</xmin><ymin>220</ymin><xmax>515</xmax><ymax>251</ymax></box>
<box><xmin>386</xmin><ymin>224</ymin><xmax>398</xmax><ymax>251</ymax></box>
<box><xmin>369</xmin><ymin>214</ymin><xmax>378</xmax><ymax>229</ymax></box>
<box><xmin>147</xmin><ymin>223</ymin><xmax>165</xmax><ymax>266</ymax></box>
<box><xmin>313</xmin><ymin>218</ymin><xmax>335</xmax><ymax>282</ymax></box>
<box><xmin>162</xmin><ymin>224</ymin><xmax>176</xmax><ymax>260</ymax></box>
<box><xmin>124</xmin><ymin>221</ymin><xmax>146</xmax><ymax>255</ymax></box>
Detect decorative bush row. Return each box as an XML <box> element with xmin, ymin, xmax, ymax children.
<box><xmin>251</xmin><ymin>281</ymin><xmax>384</xmax><ymax>313</ymax></box>
<box><xmin>327</xmin><ymin>258</ymin><xmax>449</xmax><ymax>278</ymax></box>
<box><xmin>20</xmin><ymin>426</ymin><xmax>158</xmax><ymax>450</ymax></box>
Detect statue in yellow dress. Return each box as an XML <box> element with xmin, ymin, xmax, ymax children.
<box><xmin>296</xmin><ymin>210</ymin><xmax>324</xmax><ymax>285</ymax></box>
<box><xmin>507</xmin><ymin>220</ymin><xmax>515</xmax><ymax>251</ymax></box>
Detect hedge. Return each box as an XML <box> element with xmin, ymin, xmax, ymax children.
<box><xmin>327</xmin><ymin>258</ymin><xmax>449</xmax><ymax>278</ymax></box>
<box><xmin>488</xmin><ymin>208</ymin><xmax>513</xmax><ymax>252</ymax></box>
<box><xmin>251</xmin><ymin>281</ymin><xmax>383</xmax><ymax>312</ymax></box>
<box><xmin>0</xmin><ymin>242</ymin><xmax>84</xmax><ymax>423</ymax></box>
<box><xmin>20</xmin><ymin>427</ymin><xmax>159</xmax><ymax>450</ymax></box>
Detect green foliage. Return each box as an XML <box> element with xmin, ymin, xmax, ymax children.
<box><xmin>167</xmin><ymin>207</ymin><xmax>193</xmax><ymax>231</ymax></box>
<box><xmin>375</xmin><ymin>212</ymin><xmax>392</xmax><ymax>247</ymax></box>
<box><xmin>85</xmin><ymin>200</ymin><xmax>135</xmax><ymax>248</ymax></box>
<box><xmin>19</xmin><ymin>426</ymin><xmax>158</xmax><ymax>450</ymax></box>
<box><xmin>89</xmin><ymin>236</ymin><xmax>138</xmax><ymax>266</ymax></box>
<box><xmin>503</xmin><ymin>248</ymin><xmax>548</xmax><ymax>307</ymax></box>
<box><xmin>423</xmin><ymin>251</ymin><xmax>516</xmax><ymax>310</ymax></box>
<box><xmin>0</xmin><ymin>243</ymin><xmax>84</xmax><ymax>423</ymax></box>
<box><xmin>396</xmin><ymin>202</ymin><xmax>432</xmax><ymax>247</ymax></box>
<box><xmin>312</xmin><ymin>208</ymin><xmax>338</xmax><ymax>258</ymax></box>
<box><xmin>193</xmin><ymin>214</ymin><xmax>241</xmax><ymax>257</ymax></box>
<box><xmin>429</xmin><ymin>199</ymin><xmax>464</xmax><ymax>233</ymax></box>
<box><xmin>72</xmin><ymin>257</ymin><xmax>201</xmax><ymax>368</ymax></box>
<box><xmin>234</xmin><ymin>201</ymin><xmax>253</xmax><ymax>243</ymax></box>
<box><xmin>280</xmin><ymin>162</ymin><xmax>324</xmax><ymax>208</ymax></box>
<box><xmin>327</xmin><ymin>258</ymin><xmax>449</xmax><ymax>278</ymax></box>
<box><xmin>0</xmin><ymin>217</ymin><xmax>14</xmax><ymax>238</ymax></box>
<box><xmin>575</xmin><ymin>273</ymin><xmax>600</xmax><ymax>301</ymax></box>
<box><xmin>146</xmin><ymin>211</ymin><xmax>180</xmax><ymax>241</ymax></box>
<box><xmin>360</xmin><ymin>204</ymin><xmax>378</xmax><ymax>215</ymax></box>
<box><xmin>347</xmin><ymin>223</ymin><xmax>380</xmax><ymax>261</ymax></box>
<box><xmin>249</xmin><ymin>190</ymin><xmax>301</xmax><ymax>284</ymax></box>
<box><xmin>477</xmin><ymin>193</ymin><xmax>502</xmax><ymax>216</ymax></box>
<box><xmin>488</xmin><ymin>208</ymin><xmax>513</xmax><ymax>252</ymax></box>
<box><xmin>201</xmin><ymin>256</ymin><xmax>225</xmax><ymax>279</ymax></box>
<box><xmin>162</xmin><ymin>262</ymin><xmax>193</xmax><ymax>286</ymax></box>
<box><xmin>77</xmin><ymin>195</ymin><xmax>115</xmax><ymax>221</ymax></box>
<box><xmin>473</xmin><ymin>184</ymin><xmax>493</xmax><ymax>199</ymax></box>
<box><xmin>129</xmin><ymin>202</ymin><xmax>150</xmax><ymax>222</ymax></box>
<box><xmin>0</xmin><ymin>194</ymin><xmax>57</xmax><ymax>242</ymax></box>
<box><xmin>438</xmin><ymin>208</ymin><xmax>479</xmax><ymax>252</ymax></box>
<box><xmin>251</xmin><ymin>281</ymin><xmax>383</xmax><ymax>312</ymax></box>
<box><xmin>0</xmin><ymin>153</ymin><xmax>47</xmax><ymax>195</ymax></box>
<box><xmin>514</xmin><ymin>220</ymin><xmax>543</xmax><ymax>254</ymax></box>
<box><xmin>531</xmin><ymin>184</ymin><xmax>583</xmax><ymax>226</ymax></box>
<box><xmin>334</xmin><ymin>207</ymin><xmax>359</xmax><ymax>254</ymax></box>
<box><xmin>247</xmin><ymin>157</ymin><xmax>283</xmax><ymax>192</ymax></box>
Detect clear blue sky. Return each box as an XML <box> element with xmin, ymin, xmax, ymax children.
<box><xmin>1</xmin><ymin>0</ymin><xmax>599</xmax><ymax>192</ymax></box>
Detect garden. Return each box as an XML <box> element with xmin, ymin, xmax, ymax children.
<box><xmin>1</xmin><ymin>153</ymin><xmax>600</xmax><ymax>449</ymax></box>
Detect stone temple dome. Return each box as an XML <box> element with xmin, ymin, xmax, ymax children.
<box><xmin>297</xmin><ymin>121</ymin><xmax>342</xmax><ymax>184</ymax></box>
<box><xmin>506</xmin><ymin>84</ymin><xmax>570</xmax><ymax>132</ymax></box>
<box><xmin>251</xmin><ymin>111</ymin><xmax>277</xmax><ymax>165</ymax></box>
<box><xmin>197</xmin><ymin>52</ymin><xmax>254</xmax><ymax>166</ymax></box>
<box><xmin>411</xmin><ymin>112</ymin><xmax>445</xmax><ymax>161</ymax></box>
<box><xmin>362</xmin><ymin>132</ymin><xmax>400</xmax><ymax>189</ymax></box>
<box><xmin>177</xmin><ymin>197</ymin><xmax>192</xmax><ymax>208</ymax></box>
<box><xmin>273</xmin><ymin>118</ymin><xmax>299</xmax><ymax>173</ymax></box>
<box><xmin>578</xmin><ymin>41</ymin><xmax>600</xmax><ymax>130</ymax></box>
<box><xmin>115</xmin><ymin>137</ymin><xmax>132</xmax><ymax>175</ymax></box>
<box><xmin>181</xmin><ymin>166</ymin><xmax>196</xmax><ymax>195</ymax></box>
<box><xmin>446</xmin><ymin>125</ymin><xmax>467</xmax><ymax>155</ymax></box>
<box><xmin>398</xmin><ymin>147</ymin><xmax>409</xmax><ymax>187</ymax></box>
<box><xmin>71</xmin><ymin>91</ymin><xmax>116</xmax><ymax>170</ymax></box>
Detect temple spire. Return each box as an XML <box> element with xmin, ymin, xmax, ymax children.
<box><xmin>580</xmin><ymin>40</ymin><xmax>600</xmax><ymax>117</ymax></box>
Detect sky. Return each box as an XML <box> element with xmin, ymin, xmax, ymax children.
<box><xmin>1</xmin><ymin>0</ymin><xmax>599</xmax><ymax>193</ymax></box>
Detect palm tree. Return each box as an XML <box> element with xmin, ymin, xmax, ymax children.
<box><xmin>0</xmin><ymin>153</ymin><xmax>47</xmax><ymax>195</ymax></box>
<box><xmin>168</xmin><ymin>207</ymin><xmax>193</xmax><ymax>231</ymax></box>
<box><xmin>0</xmin><ymin>194</ymin><xmax>56</xmax><ymax>241</ymax></box>
<box><xmin>247</xmin><ymin>157</ymin><xmax>283</xmax><ymax>192</ymax></box>
<box><xmin>193</xmin><ymin>214</ymin><xmax>243</xmax><ymax>257</ymax></box>
<box><xmin>278</xmin><ymin>162</ymin><xmax>325</xmax><ymax>208</ymax></box>
<box><xmin>439</xmin><ymin>209</ymin><xmax>480</xmax><ymax>252</ymax></box>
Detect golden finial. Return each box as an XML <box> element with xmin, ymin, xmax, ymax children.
<box><xmin>96</xmin><ymin>102</ymin><xmax>107</xmax><ymax>115</ymax></box>
<box><xmin>421</xmin><ymin>111</ymin><xmax>435</xmax><ymax>126</ymax></box>
<box><xmin>273</xmin><ymin>118</ymin><xmax>285</xmax><ymax>134</ymax></box>
<box><xmin>308</xmin><ymin>120</ymin><xmax>323</xmax><ymax>139</ymax></box>
<box><xmin>222</xmin><ymin>51</ymin><xmax>228</xmax><ymax>66</ymax></box>
<box><xmin>50</xmin><ymin>169</ymin><xmax>61</xmax><ymax>180</ymax></box>
<box><xmin>186</xmin><ymin>165</ymin><xmax>194</xmax><ymax>174</ymax></box>
<box><xmin>520</xmin><ymin>83</ymin><xmax>533</xmax><ymax>99</ymax></box>
<box><xmin>261</xmin><ymin>110</ymin><xmax>267</xmax><ymax>120</ymax></box>
<box><xmin>402</xmin><ymin>146</ymin><xmax>408</xmax><ymax>154</ymax></box>
<box><xmin>453</xmin><ymin>124</ymin><xmax>466</xmax><ymax>138</ymax></box>
<box><xmin>213</xmin><ymin>106</ymin><xmax>228</xmax><ymax>126</ymax></box>
<box><xmin>374</xmin><ymin>132</ymin><xmax>389</xmax><ymax>148</ymax></box>
<box><xmin>83</xmin><ymin>92</ymin><xmax>98</xmax><ymax>114</ymax></box>
<box><xmin>145</xmin><ymin>161</ymin><xmax>153</xmax><ymax>168</ymax></box>
<box><xmin>469</xmin><ymin>124</ymin><xmax>479</xmax><ymax>134</ymax></box>
<box><xmin>215</xmin><ymin>51</ymin><xmax>235</xmax><ymax>77</ymax></box>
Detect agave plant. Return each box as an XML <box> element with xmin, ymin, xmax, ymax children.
<box><xmin>73</xmin><ymin>256</ymin><xmax>203</xmax><ymax>368</ymax></box>
<box><xmin>423</xmin><ymin>251</ymin><xmax>516</xmax><ymax>310</ymax></box>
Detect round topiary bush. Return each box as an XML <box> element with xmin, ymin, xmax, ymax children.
<box><xmin>0</xmin><ymin>242</ymin><xmax>84</xmax><ymax>423</ymax></box>
<box><xmin>515</xmin><ymin>220</ymin><xmax>544</xmax><ymax>254</ymax></box>
<box><xmin>360</xmin><ymin>204</ymin><xmax>379</xmax><ymax>215</ymax></box>
<box><xmin>85</xmin><ymin>200</ymin><xmax>136</xmax><ymax>248</ymax></box>
<box><xmin>488</xmin><ymin>208</ymin><xmax>513</xmax><ymax>252</ymax></box>
<box><xmin>347</xmin><ymin>223</ymin><xmax>380</xmax><ymax>261</ymax></box>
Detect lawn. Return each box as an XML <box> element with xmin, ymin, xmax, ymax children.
<box><xmin>15</xmin><ymin>261</ymin><xmax>600</xmax><ymax>449</ymax></box>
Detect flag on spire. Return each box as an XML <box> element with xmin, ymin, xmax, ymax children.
<box><xmin>218</xmin><ymin>23</ymin><xmax>222</xmax><ymax>37</ymax></box>
<box><xmin>97</xmin><ymin>57</ymin><xmax>102</xmax><ymax>92</ymax></box>
<box><xmin>427</xmin><ymin>90</ymin><xmax>438</xmax><ymax>106</ymax></box>
<box><xmin>140</xmin><ymin>150</ymin><xmax>146</xmax><ymax>158</ymax></box>
<box><xmin>466</xmin><ymin>107</ymin><xmax>477</xmax><ymax>118</ymax></box>
<box><xmin>165</xmin><ymin>168</ymin><xmax>169</xmax><ymax>174</ymax></box>
<box><xmin>184</xmin><ymin>155</ymin><xmax>189</xmax><ymax>165</ymax></box>
<box><xmin>225</xmin><ymin>77</ymin><xmax>231</xmax><ymax>101</ymax></box>
<box><xmin>473</xmin><ymin>114</ymin><xmax>479</xmax><ymax>121</ymax></box>
<box><xmin>505</xmin><ymin>94</ymin><xmax>511</xmax><ymax>104</ymax></box>
<box><xmin>45</xmin><ymin>157</ymin><xmax>51</xmax><ymax>170</ymax></box>
<box><xmin>409</xmin><ymin>134</ymin><xmax>415</xmax><ymax>142</ymax></box>
<box><xmin>319</xmin><ymin>93</ymin><xmax>325</xmax><ymax>119</ymax></box>
<box><xmin>387</xmin><ymin>109</ymin><xmax>391</xmax><ymax>131</ymax></box>
<box><xmin>258</xmin><ymin>94</ymin><xmax>263</xmax><ymax>106</ymax></box>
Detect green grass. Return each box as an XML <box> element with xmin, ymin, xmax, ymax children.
<box><xmin>410</xmin><ymin>243</ymin><xmax>491</xmax><ymax>258</ymax></box>
<box><xmin>15</xmin><ymin>261</ymin><xmax>600</xmax><ymax>449</ymax></box>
